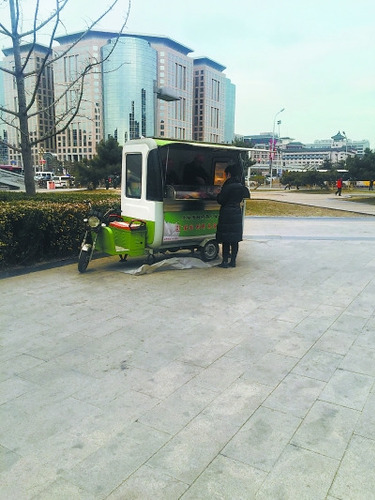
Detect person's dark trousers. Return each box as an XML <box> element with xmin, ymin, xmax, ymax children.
<box><xmin>220</xmin><ymin>242</ymin><xmax>239</xmax><ymax>268</ymax></box>
<box><xmin>229</xmin><ymin>242</ymin><xmax>238</xmax><ymax>267</ymax></box>
<box><xmin>222</xmin><ymin>242</ymin><xmax>230</xmax><ymax>264</ymax></box>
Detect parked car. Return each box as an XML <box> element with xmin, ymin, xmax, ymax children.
<box><xmin>34</xmin><ymin>171</ymin><xmax>54</xmax><ymax>182</ymax></box>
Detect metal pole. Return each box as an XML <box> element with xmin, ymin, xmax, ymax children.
<box><xmin>343</xmin><ymin>131</ymin><xmax>348</xmax><ymax>164</ymax></box>
<box><xmin>269</xmin><ymin>108</ymin><xmax>284</xmax><ymax>189</ymax></box>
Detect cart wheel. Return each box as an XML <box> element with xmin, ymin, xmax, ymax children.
<box><xmin>200</xmin><ymin>240</ymin><xmax>219</xmax><ymax>261</ymax></box>
<box><xmin>147</xmin><ymin>253</ymin><xmax>156</xmax><ymax>265</ymax></box>
<box><xmin>78</xmin><ymin>248</ymin><xmax>91</xmax><ymax>273</ymax></box>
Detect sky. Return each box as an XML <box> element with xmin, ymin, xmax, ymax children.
<box><xmin>2</xmin><ymin>0</ymin><xmax>375</xmax><ymax>147</ymax></box>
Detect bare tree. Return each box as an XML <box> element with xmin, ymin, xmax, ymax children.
<box><xmin>0</xmin><ymin>0</ymin><xmax>130</xmax><ymax>194</ymax></box>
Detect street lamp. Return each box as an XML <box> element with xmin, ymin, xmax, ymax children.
<box><xmin>342</xmin><ymin>130</ymin><xmax>348</xmax><ymax>163</ymax></box>
<box><xmin>269</xmin><ymin>107</ymin><xmax>285</xmax><ymax>188</ymax></box>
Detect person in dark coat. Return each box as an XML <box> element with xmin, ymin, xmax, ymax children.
<box><xmin>216</xmin><ymin>164</ymin><xmax>250</xmax><ymax>268</ymax></box>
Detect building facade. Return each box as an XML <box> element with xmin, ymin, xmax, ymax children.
<box><xmin>0</xmin><ymin>30</ymin><xmax>236</xmax><ymax>168</ymax></box>
<box><xmin>132</xmin><ymin>34</ymin><xmax>194</xmax><ymax>141</ymax></box>
<box><xmin>1</xmin><ymin>44</ymin><xmax>55</xmax><ymax>168</ymax></box>
<box><xmin>102</xmin><ymin>36</ymin><xmax>157</xmax><ymax>144</ymax></box>
<box><xmin>193</xmin><ymin>57</ymin><xmax>228</xmax><ymax>143</ymax></box>
<box><xmin>224</xmin><ymin>79</ymin><xmax>236</xmax><ymax>144</ymax></box>
<box><xmin>246</xmin><ymin>131</ymin><xmax>362</xmax><ymax>173</ymax></box>
<box><xmin>53</xmin><ymin>31</ymin><xmax>119</xmax><ymax>163</ymax></box>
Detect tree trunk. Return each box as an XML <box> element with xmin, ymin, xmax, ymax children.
<box><xmin>10</xmin><ymin>0</ymin><xmax>36</xmax><ymax>195</ymax></box>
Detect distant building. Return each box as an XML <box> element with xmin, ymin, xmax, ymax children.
<box><xmin>224</xmin><ymin>79</ymin><xmax>236</xmax><ymax>143</ymax></box>
<box><xmin>245</xmin><ymin>130</ymin><xmax>367</xmax><ymax>173</ymax></box>
<box><xmin>193</xmin><ymin>57</ymin><xmax>230</xmax><ymax>143</ymax></box>
<box><xmin>306</xmin><ymin>134</ymin><xmax>370</xmax><ymax>156</ymax></box>
<box><xmin>1</xmin><ymin>30</ymin><xmax>236</xmax><ymax>167</ymax></box>
<box><xmin>53</xmin><ymin>30</ymin><xmax>118</xmax><ymax>163</ymax></box>
<box><xmin>102</xmin><ymin>36</ymin><xmax>157</xmax><ymax>144</ymax></box>
<box><xmin>128</xmin><ymin>34</ymin><xmax>194</xmax><ymax>141</ymax></box>
<box><xmin>1</xmin><ymin>43</ymin><xmax>55</xmax><ymax>168</ymax></box>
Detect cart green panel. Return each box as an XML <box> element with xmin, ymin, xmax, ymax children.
<box><xmin>95</xmin><ymin>224</ymin><xmax>147</xmax><ymax>257</ymax></box>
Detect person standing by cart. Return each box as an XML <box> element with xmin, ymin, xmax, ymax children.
<box><xmin>216</xmin><ymin>164</ymin><xmax>250</xmax><ymax>268</ymax></box>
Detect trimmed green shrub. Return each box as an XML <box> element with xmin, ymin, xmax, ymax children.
<box><xmin>0</xmin><ymin>191</ymin><xmax>120</xmax><ymax>268</ymax></box>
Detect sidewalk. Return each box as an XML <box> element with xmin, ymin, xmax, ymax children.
<box><xmin>252</xmin><ymin>188</ymin><xmax>375</xmax><ymax>216</ymax></box>
<box><xmin>1</xmin><ymin>217</ymin><xmax>375</xmax><ymax>499</ymax></box>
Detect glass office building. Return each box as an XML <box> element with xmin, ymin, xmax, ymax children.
<box><xmin>224</xmin><ymin>79</ymin><xmax>236</xmax><ymax>144</ymax></box>
<box><xmin>131</xmin><ymin>35</ymin><xmax>194</xmax><ymax>141</ymax></box>
<box><xmin>102</xmin><ymin>37</ymin><xmax>157</xmax><ymax>144</ymax></box>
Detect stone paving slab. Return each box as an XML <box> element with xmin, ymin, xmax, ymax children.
<box><xmin>2</xmin><ymin>216</ymin><xmax>375</xmax><ymax>499</ymax></box>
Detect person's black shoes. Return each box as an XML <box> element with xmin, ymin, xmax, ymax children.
<box><xmin>218</xmin><ymin>261</ymin><xmax>229</xmax><ymax>268</ymax></box>
<box><xmin>218</xmin><ymin>260</ymin><xmax>237</xmax><ymax>268</ymax></box>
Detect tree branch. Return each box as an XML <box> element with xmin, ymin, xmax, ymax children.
<box><xmin>46</xmin><ymin>0</ymin><xmax>125</xmax><ymax>67</ymax></box>
<box><xmin>23</xmin><ymin>1</ymin><xmax>62</xmax><ymax>113</ymax></box>
<box><xmin>20</xmin><ymin>0</ymin><xmax>70</xmax><ymax>39</ymax></box>
<box><xmin>0</xmin><ymin>105</ymin><xmax>19</xmax><ymax>118</ymax></box>
<box><xmin>30</xmin><ymin>74</ymin><xmax>87</xmax><ymax>147</ymax></box>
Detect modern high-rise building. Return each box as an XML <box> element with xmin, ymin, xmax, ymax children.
<box><xmin>103</xmin><ymin>32</ymin><xmax>234</xmax><ymax>144</ymax></box>
<box><xmin>0</xmin><ymin>30</ymin><xmax>236</xmax><ymax>168</ymax></box>
<box><xmin>1</xmin><ymin>43</ymin><xmax>55</xmax><ymax>167</ymax></box>
<box><xmin>224</xmin><ymin>78</ymin><xmax>236</xmax><ymax>144</ymax></box>
<box><xmin>129</xmin><ymin>34</ymin><xmax>195</xmax><ymax>141</ymax></box>
<box><xmin>53</xmin><ymin>31</ymin><xmax>119</xmax><ymax>163</ymax></box>
<box><xmin>102</xmin><ymin>36</ymin><xmax>157</xmax><ymax>144</ymax></box>
<box><xmin>193</xmin><ymin>57</ymin><xmax>228</xmax><ymax>143</ymax></box>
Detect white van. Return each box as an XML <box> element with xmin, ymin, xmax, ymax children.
<box><xmin>53</xmin><ymin>175</ymin><xmax>72</xmax><ymax>188</ymax></box>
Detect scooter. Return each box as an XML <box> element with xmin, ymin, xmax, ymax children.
<box><xmin>78</xmin><ymin>205</ymin><xmax>124</xmax><ymax>273</ymax></box>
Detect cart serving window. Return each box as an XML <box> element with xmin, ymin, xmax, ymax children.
<box><xmin>159</xmin><ymin>143</ymin><xmax>243</xmax><ymax>200</ymax></box>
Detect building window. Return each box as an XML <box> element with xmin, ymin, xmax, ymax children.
<box><xmin>64</xmin><ymin>55</ymin><xmax>78</xmax><ymax>82</ymax></box>
<box><xmin>129</xmin><ymin>101</ymin><xmax>140</xmax><ymax>140</ymax></box>
<box><xmin>141</xmin><ymin>88</ymin><xmax>146</xmax><ymax>137</ymax></box>
<box><xmin>175</xmin><ymin>98</ymin><xmax>186</xmax><ymax>121</ymax></box>
<box><xmin>174</xmin><ymin>127</ymin><xmax>185</xmax><ymax>140</ymax></box>
<box><xmin>212</xmin><ymin>79</ymin><xmax>220</xmax><ymax>101</ymax></box>
<box><xmin>175</xmin><ymin>63</ymin><xmax>186</xmax><ymax>90</ymax></box>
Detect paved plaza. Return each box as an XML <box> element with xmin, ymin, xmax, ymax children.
<box><xmin>2</xmin><ymin>195</ymin><xmax>375</xmax><ymax>498</ymax></box>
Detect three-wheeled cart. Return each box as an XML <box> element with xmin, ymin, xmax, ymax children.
<box><xmin>78</xmin><ymin>138</ymin><xmax>250</xmax><ymax>270</ymax></box>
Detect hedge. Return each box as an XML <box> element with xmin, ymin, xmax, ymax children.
<box><xmin>0</xmin><ymin>191</ymin><xmax>120</xmax><ymax>268</ymax></box>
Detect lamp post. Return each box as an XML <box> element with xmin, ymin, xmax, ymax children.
<box><xmin>342</xmin><ymin>130</ymin><xmax>348</xmax><ymax>165</ymax></box>
<box><xmin>269</xmin><ymin>107</ymin><xmax>285</xmax><ymax>188</ymax></box>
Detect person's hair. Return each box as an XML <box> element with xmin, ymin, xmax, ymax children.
<box><xmin>225</xmin><ymin>164</ymin><xmax>241</xmax><ymax>180</ymax></box>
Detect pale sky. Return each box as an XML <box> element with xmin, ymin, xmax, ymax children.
<box><xmin>3</xmin><ymin>0</ymin><xmax>375</xmax><ymax>147</ymax></box>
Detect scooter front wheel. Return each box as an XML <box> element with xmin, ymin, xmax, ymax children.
<box><xmin>78</xmin><ymin>248</ymin><xmax>91</xmax><ymax>273</ymax></box>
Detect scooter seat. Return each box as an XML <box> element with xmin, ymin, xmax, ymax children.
<box><xmin>109</xmin><ymin>220</ymin><xmax>145</xmax><ymax>231</ymax></box>
<box><xmin>109</xmin><ymin>221</ymin><xmax>131</xmax><ymax>230</ymax></box>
